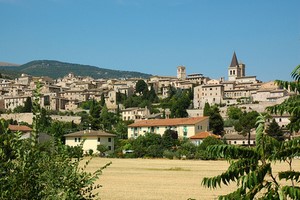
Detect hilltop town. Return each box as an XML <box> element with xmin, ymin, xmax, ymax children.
<box><xmin>0</xmin><ymin>52</ymin><xmax>295</xmax><ymax>154</ymax></box>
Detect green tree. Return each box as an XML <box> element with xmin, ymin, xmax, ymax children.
<box><xmin>148</xmin><ymin>85</ymin><xmax>159</xmax><ymax>102</ymax></box>
<box><xmin>13</xmin><ymin>105</ymin><xmax>25</xmax><ymax>113</ymax></box>
<box><xmin>135</xmin><ymin>80</ymin><xmax>148</xmax><ymax>95</ymax></box>
<box><xmin>267</xmin><ymin>65</ymin><xmax>300</xmax><ymax>133</ymax></box>
<box><xmin>39</xmin><ymin>108</ymin><xmax>51</xmax><ymax>132</ymax></box>
<box><xmin>23</xmin><ymin>97</ymin><xmax>32</xmax><ymax>112</ymax></box>
<box><xmin>97</xmin><ymin>144</ymin><xmax>109</xmax><ymax>157</ymax></box>
<box><xmin>196</xmin><ymin>136</ymin><xmax>223</xmax><ymax>160</ymax></box>
<box><xmin>227</xmin><ymin>106</ymin><xmax>243</xmax><ymax>120</ymax></box>
<box><xmin>0</xmin><ymin>82</ymin><xmax>111</xmax><ymax>199</ymax></box>
<box><xmin>234</xmin><ymin>111</ymin><xmax>259</xmax><ymax>146</ymax></box>
<box><xmin>100</xmin><ymin>93</ymin><xmax>105</xmax><ymax>107</ymax></box>
<box><xmin>203</xmin><ymin>102</ymin><xmax>211</xmax><ymax>116</ymax></box>
<box><xmin>209</xmin><ymin>106</ymin><xmax>224</xmax><ymax>135</ymax></box>
<box><xmin>99</xmin><ymin>105</ymin><xmax>119</xmax><ymax>131</ymax></box>
<box><xmin>266</xmin><ymin>119</ymin><xmax>284</xmax><ymax>141</ymax></box>
<box><xmin>170</xmin><ymin>90</ymin><xmax>190</xmax><ymax>118</ymax></box>
<box><xmin>131</xmin><ymin>132</ymin><xmax>163</xmax><ymax>158</ymax></box>
<box><xmin>202</xmin><ymin>66</ymin><xmax>300</xmax><ymax>199</ymax></box>
<box><xmin>177</xmin><ymin>140</ymin><xmax>197</xmax><ymax>159</ymax></box>
<box><xmin>162</xmin><ymin>129</ymin><xmax>178</xmax><ymax>149</ymax></box>
<box><xmin>116</xmin><ymin>91</ymin><xmax>127</xmax><ymax>104</ymax></box>
<box><xmin>113</xmin><ymin>120</ymin><xmax>128</xmax><ymax>139</ymax></box>
<box><xmin>202</xmin><ymin>114</ymin><xmax>300</xmax><ymax>199</ymax></box>
<box><xmin>89</xmin><ymin>99</ymin><xmax>101</xmax><ymax>130</ymax></box>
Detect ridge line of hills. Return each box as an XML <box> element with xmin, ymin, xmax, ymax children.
<box><xmin>0</xmin><ymin>60</ymin><xmax>152</xmax><ymax>79</ymax></box>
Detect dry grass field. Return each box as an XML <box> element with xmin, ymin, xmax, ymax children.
<box><xmin>83</xmin><ymin>158</ymin><xmax>300</xmax><ymax>200</ymax></box>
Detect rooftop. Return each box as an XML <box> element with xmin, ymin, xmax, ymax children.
<box><xmin>190</xmin><ymin>131</ymin><xmax>220</xmax><ymax>139</ymax></box>
<box><xmin>64</xmin><ymin>130</ymin><xmax>116</xmax><ymax>137</ymax></box>
<box><xmin>128</xmin><ymin>117</ymin><xmax>208</xmax><ymax>127</ymax></box>
<box><xmin>9</xmin><ymin>124</ymin><xmax>33</xmax><ymax>132</ymax></box>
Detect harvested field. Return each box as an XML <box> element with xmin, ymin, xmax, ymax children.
<box><xmin>83</xmin><ymin>158</ymin><xmax>300</xmax><ymax>200</ymax></box>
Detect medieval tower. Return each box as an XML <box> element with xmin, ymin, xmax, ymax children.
<box><xmin>177</xmin><ymin>66</ymin><xmax>186</xmax><ymax>80</ymax></box>
<box><xmin>228</xmin><ymin>52</ymin><xmax>245</xmax><ymax>81</ymax></box>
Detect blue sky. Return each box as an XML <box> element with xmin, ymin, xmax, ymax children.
<box><xmin>0</xmin><ymin>0</ymin><xmax>299</xmax><ymax>81</ymax></box>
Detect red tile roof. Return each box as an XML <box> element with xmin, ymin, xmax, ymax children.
<box><xmin>190</xmin><ymin>131</ymin><xmax>220</xmax><ymax>139</ymax></box>
<box><xmin>8</xmin><ymin>124</ymin><xmax>33</xmax><ymax>132</ymax></box>
<box><xmin>128</xmin><ymin>117</ymin><xmax>208</xmax><ymax>127</ymax></box>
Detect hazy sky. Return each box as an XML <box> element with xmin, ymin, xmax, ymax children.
<box><xmin>0</xmin><ymin>0</ymin><xmax>299</xmax><ymax>81</ymax></box>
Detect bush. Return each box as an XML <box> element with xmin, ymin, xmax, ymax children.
<box><xmin>146</xmin><ymin>145</ymin><xmax>164</xmax><ymax>158</ymax></box>
<box><xmin>196</xmin><ymin>136</ymin><xmax>224</xmax><ymax>160</ymax></box>
<box><xmin>97</xmin><ymin>144</ymin><xmax>109</xmax><ymax>157</ymax></box>
<box><xmin>163</xmin><ymin>150</ymin><xmax>179</xmax><ymax>159</ymax></box>
<box><xmin>66</xmin><ymin>145</ymin><xmax>83</xmax><ymax>159</ymax></box>
<box><xmin>88</xmin><ymin>149</ymin><xmax>94</xmax><ymax>156</ymax></box>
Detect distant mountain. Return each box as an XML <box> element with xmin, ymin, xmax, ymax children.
<box><xmin>0</xmin><ymin>62</ymin><xmax>20</xmax><ymax>66</ymax></box>
<box><xmin>0</xmin><ymin>60</ymin><xmax>152</xmax><ymax>79</ymax></box>
<box><xmin>0</xmin><ymin>62</ymin><xmax>21</xmax><ymax>79</ymax></box>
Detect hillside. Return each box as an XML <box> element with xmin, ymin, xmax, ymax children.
<box><xmin>0</xmin><ymin>60</ymin><xmax>152</xmax><ymax>79</ymax></box>
<box><xmin>0</xmin><ymin>62</ymin><xmax>20</xmax><ymax>66</ymax></box>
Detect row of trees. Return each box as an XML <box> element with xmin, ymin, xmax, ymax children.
<box><xmin>115</xmin><ymin>129</ymin><xmax>224</xmax><ymax>160</ymax></box>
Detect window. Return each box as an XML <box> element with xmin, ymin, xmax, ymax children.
<box><xmin>108</xmin><ymin>146</ymin><xmax>112</xmax><ymax>150</ymax></box>
<box><xmin>183</xmin><ymin>132</ymin><xmax>187</xmax><ymax>137</ymax></box>
<box><xmin>98</xmin><ymin>138</ymin><xmax>100</xmax><ymax>142</ymax></box>
<box><xmin>78</xmin><ymin>137</ymin><xmax>81</xmax><ymax>142</ymax></box>
<box><xmin>234</xmin><ymin>141</ymin><xmax>237</xmax><ymax>144</ymax></box>
<box><xmin>108</xmin><ymin>138</ymin><xmax>111</xmax><ymax>142</ymax></box>
<box><xmin>75</xmin><ymin>138</ymin><xmax>77</xmax><ymax>142</ymax></box>
<box><xmin>279</xmin><ymin>118</ymin><xmax>282</xmax><ymax>122</ymax></box>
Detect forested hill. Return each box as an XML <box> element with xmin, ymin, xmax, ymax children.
<box><xmin>0</xmin><ymin>60</ymin><xmax>152</xmax><ymax>79</ymax></box>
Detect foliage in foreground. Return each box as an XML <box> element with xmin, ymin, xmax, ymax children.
<box><xmin>0</xmin><ymin>82</ymin><xmax>110</xmax><ymax>199</ymax></box>
<box><xmin>202</xmin><ymin>115</ymin><xmax>300</xmax><ymax>199</ymax></box>
<box><xmin>202</xmin><ymin>65</ymin><xmax>300</xmax><ymax>199</ymax></box>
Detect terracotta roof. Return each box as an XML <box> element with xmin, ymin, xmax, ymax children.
<box><xmin>64</xmin><ymin>130</ymin><xmax>116</xmax><ymax>137</ymax></box>
<box><xmin>8</xmin><ymin>124</ymin><xmax>33</xmax><ymax>132</ymax></box>
<box><xmin>190</xmin><ymin>132</ymin><xmax>220</xmax><ymax>139</ymax></box>
<box><xmin>128</xmin><ymin>117</ymin><xmax>208</xmax><ymax>127</ymax></box>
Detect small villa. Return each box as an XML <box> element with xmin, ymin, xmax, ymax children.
<box><xmin>189</xmin><ymin>131</ymin><xmax>220</xmax><ymax>145</ymax></box>
<box><xmin>127</xmin><ymin>117</ymin><xmax>209</xmax><ymax>138</ymax></box>
<box><xmin>64</xmin><ymin>130</ymin><xmax>116</xmax><ymax>154</ymax></box>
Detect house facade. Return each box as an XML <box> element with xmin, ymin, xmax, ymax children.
<box><xmin>127</xmin><ymin>117</ymin><xmax>209</xmax><ymax>139</ymax></box>
<box><xmin>121</xmin><ymin>107</ymin><xmax>150</xmax><ymax>121</ymax></box>
<box><xmin>64</xmin><ymin>130</ymin><xmax>116</xmax><ymax>154</ymax></box>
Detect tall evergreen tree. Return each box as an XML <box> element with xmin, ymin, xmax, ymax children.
<box><xmin>135</xmin><ymin>80</ymin><xmax>148</xmax><ymax>95</ymax></box>
<box><xmin>89</xmin><ymin>99</ymin><xmax>101</xmax><ymax>130</ymax></box>
<box><xmin>203</xmin><ymin>102</ymin><xmax>211</xmax><ymax>116</ymax></box>
<box><xmin>234</xmin><ymin>111</ymin><xmax>259</xmax><ymax>146</ymax></box>
<box><xmin>23</xmin><ymin>97</ymin><xmax>32</xmax><ymax>113</ymax></box>
<box><xmin>266</xmin><ymin>119</ymin><xmax>284</xmax><ymax>141</ymax></box>
<box><xmin>209</xmin><ymin>106</ymin><xmax>224</xmax><ymax>135</ymax></box>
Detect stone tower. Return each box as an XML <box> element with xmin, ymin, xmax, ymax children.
<box><xmin>177</xmin><ymin>66</ymin><xmax>186</xmax><ymax>80</ymax></box>
<box><xmin>228</xmin><ymin>52</ymin><xmax>245</xmax><ymax>81</ymax></box>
